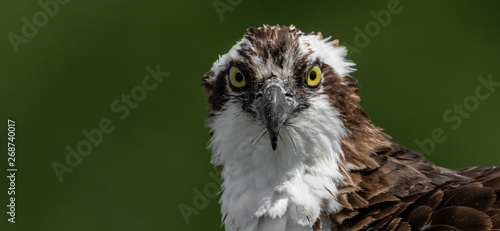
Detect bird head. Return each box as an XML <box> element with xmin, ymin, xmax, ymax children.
<box><xmin>202</xmin><ymin>25</ymin><xmax>388</xmax><ymax>168</ymax></box>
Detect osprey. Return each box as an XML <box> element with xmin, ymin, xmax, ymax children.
<box><xmin>202</xmin><ymin>25</ymin><xmax>500</xmax><ymax>231</ymax></box>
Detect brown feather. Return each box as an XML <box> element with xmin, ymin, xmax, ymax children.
<box><xmin>367</xmin><ymin>192</ymin><xmax>400</xmax><ymax>206</ymax></box>
<box><xmin>431</xmin><ymin>206</ymin><xmax>492</xmax><ymax>231</ymax></box>
<box><xmin>394</xmin><ymin>221</ymin><xmax>410</xmax><ymax>231</ymax></box>
<box><xmin>312</xmin><ymin>218</ymin><xmax>321</xmax><ymax>231</ymax></box>
<box><xmin>347</xmin><ymin>192</ymin><xmax>369</xmax><ymax>209</ymax></box>
<box><xmin>406</xmin><ymin>206</ymin><xmax>432</xmax><ymax>230</ymax></box>
<box><xmin>439</xmin><ymin>183</ymin><xmax>496</xmax><ymax>211</ymax></box>
<box><xmin>422</xmin><ymin>190</ymin><xmax>444</xmax><ymax>210</ymax></box>
<box><xmin>425</xmin><ymin>225</ymin><xmax>462</xmax><ymax>231</ymax></box>
<box><xmin>347</xmin><ymin>217</ymin><xmax>377</xmax><ymax>231</ymax></box>
<box><xmin>385</xmin><ymin>217</ymin><xmax>403</xmax><ymax>231</ymax></box>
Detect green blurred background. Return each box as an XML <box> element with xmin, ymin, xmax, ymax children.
<box><xmin>1</xmin><ymin>0</ymin><xmax>499</xmax><ymax>230</ymax></box>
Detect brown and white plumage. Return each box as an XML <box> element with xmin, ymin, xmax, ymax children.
<box><xmin>202</xmin><ymin>25</ymin><xmax>500</xmax><ymax>231</ymax></box>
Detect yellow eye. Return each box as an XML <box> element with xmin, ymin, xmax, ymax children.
<box><xmin>306</xmin><ymin>65</ymin><xmax>322</xmax><ymax>87</ymax></box>
<box><xmin>229</xmin><ymin>67</ymin><xmax>246</xmax><ymax>88</ymax></box>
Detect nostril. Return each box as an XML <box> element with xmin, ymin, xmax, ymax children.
<box><xmin>256</xmin><ymin>92</ymin><xmax>263</xmax><ymax>99</ymax></box>
<box><xmin>285</xmin><ymin>92</ymin><xmax>294</xmax><ymax>98</ymax></box>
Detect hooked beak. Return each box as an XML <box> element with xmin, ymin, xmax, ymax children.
<box><xmin>257</xmin><ymin>85</ymin><xmax>293</xmax><ymax>150</ymax></box>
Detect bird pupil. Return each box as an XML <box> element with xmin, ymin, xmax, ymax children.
<box><xmin>235</xmin><ymin>72</ymin><xmax>243</xmax><ymax>82</ymax></box>
<box><xmin>310</xmin><ymin>71</ymin><xmax>317</xmax><ymax>80</ymax></box>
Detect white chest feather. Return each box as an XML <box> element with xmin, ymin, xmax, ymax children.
<box><xmin>208</xmin><ymin>95</ymin><xmax>348</xmax><ymax>231</ymax></box>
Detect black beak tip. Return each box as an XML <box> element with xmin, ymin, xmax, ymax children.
<box><xmin>271</xmin><ymin>141</ymin><xmax>277</xmax><ymax>151</ymax></box>
<box><xmin>269</xmin><ymin>130</ymin><xmax>279</xmax><ymax>151</ymax></box>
